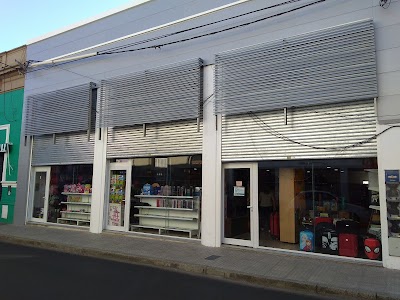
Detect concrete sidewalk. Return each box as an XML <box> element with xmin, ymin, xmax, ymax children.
<box><xmin>0</xmin><ymin>224</ymin><xmax>399</xmax><ymax>299</ymax></box>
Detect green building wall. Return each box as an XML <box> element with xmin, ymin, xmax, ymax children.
<box><xmin>0</xmin><ymin>88</ymin><xmax>23</xmax><ymax>223</ymax></box>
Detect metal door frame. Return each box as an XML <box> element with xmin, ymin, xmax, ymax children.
<box><xmin>28</xmin><ymin>166</ymin><xmax>51</xmax><ymax>223</ymax></box>
<box><xmin>105</xmin><ymin>161</ymin><xmax>132</xmax><ymax>232</ymax></box>
<box><xmin>222</xmin><ymin>162</ymin><xmax>258</xmax><ymax>247</ymax></box>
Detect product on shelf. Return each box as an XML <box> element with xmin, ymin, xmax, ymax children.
<box><xmin>63</xmin><ymin>183</ymin><xmax>92</xmax><ymax>194</ymax></box>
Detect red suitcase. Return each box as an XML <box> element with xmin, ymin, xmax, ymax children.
<box><xmin>270</xmin><ymin>212</ymin><xmax>280</xmax><ymax>239</ymax></box>
<box><xmin>339</xmin><ymin>233</ymin><xmax>358</xmax><ymax>257</ymax></box>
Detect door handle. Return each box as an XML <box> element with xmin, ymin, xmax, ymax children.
<box><xmin>247</xmin><ymin>205</ymin><xmax>252</xmax><ymax>209</ymax></box>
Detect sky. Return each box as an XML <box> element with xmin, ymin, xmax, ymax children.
<box><xmin>0</xmin><ymin>0</ymin><xmax>142</xmax><ymax>53</ymax></box>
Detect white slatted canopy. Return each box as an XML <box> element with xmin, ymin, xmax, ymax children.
<box><xmin>98</xmin><ymin>58</ymin><xmax>203</xmax><ymax>128</ymax></box>
<box><xmin>24</xmin><ymin>83</ymin><xmax>96</xmax><ymax>136</ymax></box>
<box><xmin>214</xmin><ymin>19</ymin><xmax>377</xmax><ymax>115</ymax></box>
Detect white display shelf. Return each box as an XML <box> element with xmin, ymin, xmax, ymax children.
<box><xmin>60</xmin><ymin>211</ymin><xmax>91</xmax><ymax>215</ymax></box>
<box><xmin>57</xmin><ymin>193</ymin><xmax>92</xmax><ymax>227</ymax></box>
<box><xmin>131</xmin><ymin>195</ymin><xmax>201</xmax><ymax>238</ymax></box>
<box><xmin>134</xmin><ymin>194</ymin><xmax>195</xmax><ymax>199</ymax></box>
<box><xmin>61</xmin><ymin>192</ymin><xmax>92</xmax><ymax>196</ymax></box>
<box><xmin>134</xmin><ymin>205</ymin><xmax>195</xmax><ymax>211</ymax></box>
<box><xmin>130</xmin><ymin>224</ymin><xmax>198</xmax><ymax>238</ymax></box>
<box><xmin>61</xmin><ymin>202</ymin><xmax>91</xmax><ymax>205</ymax></box>
<box><xmin>369</xmin><ymin>205</ymin><xmax>380</xmax><ymax>210</ymax></box>
<box><xmin>57</xmin><ymin>218</ymin><xmax>90</xmax><ymax>226</ymax></box>
<box><xmin>388</xmin><ymin>216</ymin><xmax>400</xmax><ymax>221</ymax></box>
<box><xmin>134</xmin><ymin>214</ymin><xmax>196</xmax><ymax>221</ymax></box>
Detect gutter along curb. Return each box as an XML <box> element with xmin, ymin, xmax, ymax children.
<box><xmin>0</xmin><ymin>233</ymin><xmax>394</xmax><ymax>300</ymax></box>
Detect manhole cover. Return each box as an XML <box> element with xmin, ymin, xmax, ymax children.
<box><xmin>205</xmin><ymin>255</ymin><xmax>221</xmax><ymax>260</ymax></box>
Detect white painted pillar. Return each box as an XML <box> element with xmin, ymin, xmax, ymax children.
<box><xmin>377</xmin><ymin>124</ymin><xmax>400</xmax><ymax>269</ymax></box>
<box><xmin>201</xmin><ymin>65</ymin><xmax>222</xmax><ymax>247</ymax></box>
<box><xmin>90</xmin><ymin>127</ymin><xmax>108</xmax><ymax>233</ymax></box>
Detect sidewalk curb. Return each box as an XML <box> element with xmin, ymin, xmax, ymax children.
<box><xmin>0</xmin><ymin>234</ymin><xmax>396</xmax><ymax>300</ymax></box>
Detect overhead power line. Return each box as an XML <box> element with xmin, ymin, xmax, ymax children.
<box><xmin>99</xmin><ymin>0</ymin><xmax>326</xmax><ymax>56</ymax></box>
<box><xmin>99</xmin><ymin>0</ymin><xmax>307</xmax><ymax>54</ymax></box>
<box><xmin>27</xmin><ymin>0</ymin><xmax>326</xmax><ymax>71</ymax></box>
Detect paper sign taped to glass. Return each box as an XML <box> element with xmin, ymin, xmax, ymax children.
<box><xmin>234</xmin><ymin>186</ymin><xmax>245</xmax><ymax>197</ymax></box>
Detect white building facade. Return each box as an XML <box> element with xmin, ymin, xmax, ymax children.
<box><xmin>14</xmin><ymin>0</ymin><xmax>400</xmax><ymax>269</ymax></box>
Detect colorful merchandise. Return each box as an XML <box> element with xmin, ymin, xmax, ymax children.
<box><xmin>364</xmin><ymin>238</ymin><xmax>381</xmax><ymax>260</ymax></box>
<box><xmin>300</xmin><ymin>230</ymin><xmax>314</xmax><ymax>252</ymax></box>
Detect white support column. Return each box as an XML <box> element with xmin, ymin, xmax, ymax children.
<box><xmin>201</xmin><ymin>65</ymin><xmax>222</xmax><ymax>247</ymax></box>
<box><xmin>90</xmin><ymin>127</ymin><xmax>108</xmax><ymax>233</ymax></box>
<box><xmin>377</xmin><ymin>124</ymin><xmax>400</xmax><ymax>269</ymax></box>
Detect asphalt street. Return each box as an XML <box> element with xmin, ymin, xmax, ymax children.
<box><xmin>0</xmin><ymin>242</ymin><xmax>339</xmax><ymax>300</ymax></box>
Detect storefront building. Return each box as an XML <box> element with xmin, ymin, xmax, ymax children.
<box><xmin>0</xmin><ymin>46</ymin><xmax>25</xmax><ymax>224</ymax></box>
<box><xmin>14</xmin><ymin>0</ymin><xmax>400</xmax><ymax>269</ymax></box>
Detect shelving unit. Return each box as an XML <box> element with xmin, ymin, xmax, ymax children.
<box><xmin>131</xmin><ymin>195</ymin><xmax>200</xmax><ymax>238</ymax></box>
<box><xmin>57</xmin><ymin>192</ymin><xmax>92</xmax><ymax>227</ymax></box>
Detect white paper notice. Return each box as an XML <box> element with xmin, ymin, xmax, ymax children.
<box><xmin>234</xmin><ymin>186</ymin><xmax>245</xmax><ymax>197</ymax></box>
<box><xmin>1</xmin><ymin>205</ymin><xmax>8</xmax><ymax>219</ymax></box>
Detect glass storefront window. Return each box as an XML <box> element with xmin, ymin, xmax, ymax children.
<box><xmin>48</xmin><ymin>165</ymin><xmax>93</xmax><ymax>226</ymax></box>
<box><xmin>130</xmin><ymin>155</ymin><xmax>202</xmax><ymax>239</ymax></box>
<box><xmin>258</xmin><ymin>158</ymin><xmax>381</xmax><ymax>260</ymax></box>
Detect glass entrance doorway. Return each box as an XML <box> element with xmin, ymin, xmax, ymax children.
<box><xmin>106</xmin><ymin>162</ymin><xmax>132</xmax><ymax>232</ymax></box>
<box><xmin>223</xmin><ymin>163</ymin><xmax>258</xmax><ymax>247</ymax></box>
<box><xmin>30</xmin><ymin>167</ymin><xmax>50</xmax><ymax>222</ymax></box>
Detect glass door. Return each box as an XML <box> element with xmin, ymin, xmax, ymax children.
<box><xmin>106</xmin><ymin>162</ymin><xmax>132</xmax><ymax>232</ymax></box>
<box><xmin>30</xmin><ymin>167</ymin><xmax>51</xmax><ymax>222</ymax></box>
<box><xmin>223</xmin><ymin>163</ymin><xmax>258</xmax><ymax>247</ymax></box>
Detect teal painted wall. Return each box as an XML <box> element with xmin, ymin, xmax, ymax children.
<box><xmin>0</xmin><ymin>88</ymin><xmax>24</xmax><ymax>224</ymax></box>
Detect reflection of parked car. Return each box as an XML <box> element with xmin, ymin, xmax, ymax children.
<box><xmin>297</xmin><ymin>191</ymin><xmax>371</xmax><ymax>226</ymax></box>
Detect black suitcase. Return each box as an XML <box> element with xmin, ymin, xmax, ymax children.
<box><xmin>321</xmin><ymin>229</ymin><xmax>339</xmax><ymax>255</ymax></box>
<box><xmin>336</xmin><ymin>220</ymin><xmax>360</xmax><ymax>234</ymax></box>
<box><xmin>315</xmin><ymin>222</ymin><xmax>335</xmax><ymax>250</ymax></box>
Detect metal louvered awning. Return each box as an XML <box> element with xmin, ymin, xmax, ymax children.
<box><xmin>221</xmin><ymin>100</ymin><xmax>377</xmax><ymax>161</ymax></box>
<box><xmin>98</xmin><ymin>58</ymin><xmax>203</xmax><ymax>128</ymax></box>
<box><xmin>215</xmin><ymin>19</ymin><xmax>377</xmax><ymax>115</ymax></box>
<box><xmin>32</xmin><ymin>132</ymin><xmax>95</xmax><ymax>166</ymax></box>
<box><xmin>25</xmin><ymin>83</ymin><xmax>96</xmax><ymax>136</ymax></box>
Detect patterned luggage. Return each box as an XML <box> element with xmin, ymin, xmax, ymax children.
<box><xmin>321</xmin><ymin>229</ymin><xmax>339</xmax><ymax>255</ymax></box>
<box><xmin>300</xmin><ymin>230</ymin><xmax>314</xmax><ymax>252</ymax></box>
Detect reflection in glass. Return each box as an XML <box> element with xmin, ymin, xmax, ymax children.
<box><xmin>224</xmin><ymin>168</ymin><xmax>250</xmax><ymax>240</ymax></box>
<box><xmin>32</xmin><ymin>172</ymin><xmax>47</xmax><ymax>219</ymax></box>
<box><xmin>258</xmin><ymin>158</ymin><xmax>381</xmax><ymax>260</ymax></box>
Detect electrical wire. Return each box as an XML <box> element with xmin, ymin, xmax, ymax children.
<box><xmin>27</xmin><ymin>0</ymin><xmax>326</xmax><ymax>70</ymax></box>
<box><xmin>53</xmin><ymin>64</ymin><xmax>99</xmax><ymax>82</ymax></box>
<box><xmin>249</xmin><ymin>111</ymin><xmax>400</xmax><ymax>151</ymax></box>
<box><xmin>99</xmin><ymin>0</ymin><xmax>326</xmax><ymax>56</ymax></box>
<box><xmin>99</xmin><ymin>0</ymin><xmax>306</xmax><ymax>54</ymax></box>
<box><xmin>0</xmin><ymin>61</ymin><xmax>21</xmax><ymax>73</ymax></box>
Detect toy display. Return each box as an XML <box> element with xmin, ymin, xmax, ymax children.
<box><xmin>300</xmin><ymin>230</ymin><xmax>314</xmax><ymax>252</ymax></box>
<box><xmin>364</xmin><ymin>238</ymin><xmax>381</xmax><ymax>260</ymax></box>
<box><xmin>64</xmin><ymin>183</ymin><xmax>92</xmax><ymax>194</ymax></box>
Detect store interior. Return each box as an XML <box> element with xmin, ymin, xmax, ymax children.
<box><xmin>223</xmin><ymin>158</ymin><xmax>381</xmax><ymax>260</ymax></box>
<box><xmin>128</xmin><ymin>155</ymin><xmax>202</xmax><ymax>238</ymax></box>
<box><xmin>257</xmin><ymin>158</ymin><xmax>381</xmax><ymax>260</ymax></box>
<box><xmin>47</xmin><ymin>165</ymin><xmax>93</xmax><ymax>225</ymax></box>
